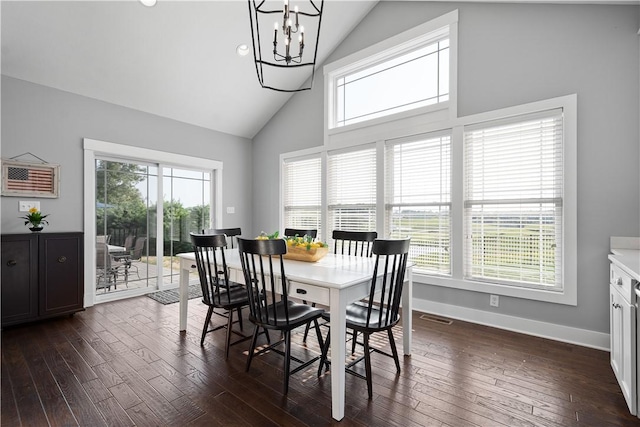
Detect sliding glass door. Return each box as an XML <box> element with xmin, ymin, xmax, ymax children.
<box><xmin>94</xmin><ymin>160</ymin><xmax>212</xmax><ymax>297</ymax></box>
<box><xmin>95</xmin><ymin>159</ymin><xmax>158</xmax><ymax>295</ymax></box>
<box><xmin>163</xmin><ymin>167</ymin><xmax>211</xmax><ymax>285</ymax></box>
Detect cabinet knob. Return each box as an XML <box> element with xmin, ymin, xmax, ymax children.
<box><xmin>58</xmin><ymin>256</ymin><xmax>67</xmax><ymax>263</ymax></box>
<box><xmin>6</xmin><ymin>260</ymin><xmax>17</xmax><ymax>267</ymax></box>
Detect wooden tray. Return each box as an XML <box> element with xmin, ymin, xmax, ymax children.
<box><xmin>283</xmin><ymin>245</ymin><xmax>328</xmax><ymax>262</ymax></box>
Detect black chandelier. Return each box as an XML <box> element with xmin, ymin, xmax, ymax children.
<box><xmin>248</xmin><ymin>0</ymin><xmax>324</xmax><ymax>92</ymax></box>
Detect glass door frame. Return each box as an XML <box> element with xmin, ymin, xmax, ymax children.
<box><xmin>83</xmin><ymin>138</ymin><xmax>223</xmax><ymax>307</ymax></box>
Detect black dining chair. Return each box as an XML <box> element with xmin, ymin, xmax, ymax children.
<box><xmin>238</xmin><ymin>237</ymin><xmax>325</xmax><ymax>394</ymax></box>
<box><xmin>283</xmin><ymin>228</ymin><xmax>318</xmax><ymax>239</ymax></box>
<box><xmin>190</xmin><ymin>233</ymin><xmax>252</xmax><ymax>358</ymax></box>
<box><xmin>203</xmin><ymin>227</ymin><xmax>242</xmax><ymax>249</ymax></box>
<box><xmin>332</xmin><ymin>230</ymin><xmax>378</xmax><ymax>257</ymax></box>
<box><xmin>201</xmin><ymin>228</ymin><xmax>245</xmax><ymax>328</ymax></box>
<box><xmin>317</xmin><ymin>237</ymin><xmax>410</xmax><ymax>399</ymax></box>
<box><xmin>332</xmin><ymin>230</ymin><xmax>378</xmax><ymax>353</ymax></box>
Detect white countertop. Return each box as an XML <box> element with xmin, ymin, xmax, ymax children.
<box><xmin>609</xmin><ymin>249</ymin><xmax>640</xmax><ymax>282</ymax></box>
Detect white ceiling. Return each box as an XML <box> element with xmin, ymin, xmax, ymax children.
<box><xmin>1</xmin><ymin>0</ymin><xmax>377</xmax><ymax>139</ymax></box>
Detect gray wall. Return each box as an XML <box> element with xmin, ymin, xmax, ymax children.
<box><xmin>252</xmin><ymin>2</ymin><xmax>640</xmax><ymax>335</ymax></box>
<box><xmin>1</xmin><ymin>76</ymin><xmax>253</xmax><ymax>235</ymax></box>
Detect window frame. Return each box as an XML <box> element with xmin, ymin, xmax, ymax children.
<box><xmin>324</xmin><ymin>10</ymin><xmax>458</xmax><ymax>144</ymax></box>
<box><xmin>445</xmin><ymin>96</ymin><xmax>577</xmax><ymax>305</ymax></box>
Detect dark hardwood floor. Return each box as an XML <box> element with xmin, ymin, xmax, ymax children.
<box><xmin>2</xmin><ymin>295</ymin><xmax>639</xmax><ymax>426</ymax></box>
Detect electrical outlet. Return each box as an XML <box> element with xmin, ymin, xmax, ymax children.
<box><xmin>19</xmin><ymin>200</ymin><xmax>40</xmax><ymax>212</ymax></box>
<box><xmin>490</xmin><ymin>294</ymin><xmax>499</xmax><ymax>307</ymax></box>
<box><xmin>226</xmin><ymin>206</ymin><xmax>235</xmax><ymax>214</ymax></box>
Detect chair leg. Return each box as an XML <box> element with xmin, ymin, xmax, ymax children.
<box><xmin>283</xmin><ymin>330</ymin><xmax>292</xmax><ymax>395</ymax></box>
<box><xmin>201</xmin><ymin>306</ymin><xmax>215</xmax><ymax>346</ymax></box>
<box><xmin>301</xmin><ymin>300</ymin><xmax>316</xmax><ymax>343</ymax></box>
<box><xmin>225</xmin><ymin>307</ymin><xmax>234</xmax><ymax>359</ymax></box>
<box><xmin>237</xmin><ymin>307</ymin><xmax>244</xmax><ymax>331</ymax></box>
<box><xmin>246</xmin><ymin>325</ymin><xmax>260</xmax><ymax>372</ymax></box>
<box><xmin>317</xmin><ymin>330</ymin><xmax>331</xmax><ymax>377</ymax></box>
<box><xmin>363</xmin><ymin>332</ymin><xmax>373</xmax><ymax>400</ymax></box>
<box><xmin>313</xmin><ymin>319</ymin><xmax>324</xmax><ymax>349</ymax></box>
<box><xmin>352</xmin><ymin>331</ymin><xmax>358</xmax><ymax>354</ymax></box>
<box><xmin>387</xmin><ymin>328</ymin><xmax>401</xmax><ymax>373</ymax></box>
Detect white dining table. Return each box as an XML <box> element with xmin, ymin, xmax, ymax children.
<box><xmin>176</xmin><ymin>251</ymin><xmax>413</xmax><ymax>421</ymax></box>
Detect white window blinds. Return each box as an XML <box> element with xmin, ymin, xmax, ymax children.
<box><xmin>283</xmin><ymin>156</ymin><xmax>322</xmax><ymax>238</ymax></box>
<box><xmin>463</xmin><ymin>110</ymin><xmax>564</xmax><ymax>289</ymax></box>
<box><xmin>385</xmin><ymin>133</ymin><xmax>451</xmax><ymax>275</ymax></box>
<box><xmin>327</xmin><ymin>147</ymin><xmax>376</xmax><ymax>239</ymax></box>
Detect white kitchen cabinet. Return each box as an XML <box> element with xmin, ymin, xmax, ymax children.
<box><xmin>610</xmin><ymin>264</ymin><xmax>637</xmax><ymax>415</ymax></box>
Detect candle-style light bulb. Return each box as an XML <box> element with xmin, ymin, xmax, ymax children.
<box><xmin>273</xmin><ymin>22</ymin><xmax>278</xmax><ymax>45</ymax></box>
<box><xmin>295</xmin><ymin>5</ymin><xmax>299</xmax><ymax>28</ymax></box>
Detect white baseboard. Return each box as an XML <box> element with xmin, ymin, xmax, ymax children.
<box><xmin>413</xmin><ymin>298</ymin><xmax>610</xmax><ymax>351</ymax></box>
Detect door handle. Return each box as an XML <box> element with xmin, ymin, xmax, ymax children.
<box><xmin>6</xmin><ymin>259</ymin><xmax>17</xmax><ymax>267</ymax></box>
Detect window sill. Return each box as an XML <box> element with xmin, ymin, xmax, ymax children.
<box><xmin>413</xmin><ymin>272</ymin><xmax>577</xmax><ymax>306</ymax></box>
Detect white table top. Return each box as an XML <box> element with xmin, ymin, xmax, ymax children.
<box><xmin>178</xmin><ymin>251</ymin><xmax>377</xmax><ymax>289</ymax></box>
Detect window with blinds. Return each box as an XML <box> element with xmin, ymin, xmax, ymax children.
<box><xmin>463</xmin><ymin>110</ymin><xmax>564</xmax><ymax>290</ymax></box>
<box><xmin>385</xmin><ymin>133</ymin><xmax>451</xmax><ymax>275</ymax></box>
<box><xmin>283</xmin><ymin>156</ymin><xmax>322</xmax><ymax>238</ymax></box>
<box><xmin>327</xmin><ymin>147</ymin><xmax>376</xmax><ymax>243</ymax></box>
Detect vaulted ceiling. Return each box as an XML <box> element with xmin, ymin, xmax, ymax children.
<box><xmin>1</xmin><ymin>1</ymin><xmax>376</xmax><ymax>139</ymax></box>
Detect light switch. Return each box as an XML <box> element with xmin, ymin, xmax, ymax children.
<box><xmin>19</xmin><ymin>200</ymin><xmax>40</xmax><ymax>212</ymax></box>
<box><xmin>226</xmin><ymin>207</ymin><xmax>235</xmax><ymax>214</ymax></box>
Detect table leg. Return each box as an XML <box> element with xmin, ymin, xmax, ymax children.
<box><xmin>402</xmin><ymin>265</ymin><xmax>413</xmax><ymax>355</ymax></box>
<box><xmin>330</xmin><ymin>288</ymin><xmax>347</xmax><ymax>421</ymax></box>
<box><xmin>179</xmin><ymin>259</ymin><xmax>190</xmax><ymax>331</ymax></box>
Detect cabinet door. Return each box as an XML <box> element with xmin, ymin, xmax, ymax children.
<box><xmin>610</xmin><ymin>284</ymin><xmax>637</xmax><ymax>414</ymax></box>
<box><xmin>1</xmin><ymin>234</ymin><xmax>38</xmax><ymax>326</ymax></box>
<box><xmin>39</xmin><ymin>233</ymin><xmax>84</xmax><ymax>317</ymax></box>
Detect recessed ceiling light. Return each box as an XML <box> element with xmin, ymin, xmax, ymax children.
<box><xmin>140</xmin><ymin>0</ymin><xmax>157</xmax><ymax>7</ymax></box>
<box><xmin>236</xmin><ymin>44</ymin><xmax>250</xmax><ymax>57</ymax></box>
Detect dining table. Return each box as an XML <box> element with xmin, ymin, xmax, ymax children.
<box><xmin>176</xmin><ymin>250</ymin><xmax>413</xmax><ymax>421</ymax></box>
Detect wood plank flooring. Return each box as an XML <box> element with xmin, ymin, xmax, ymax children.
<box><xmin>2</xmin><ymin>295</ymin><xmax>639</xmax><ymax>426</ymax></box>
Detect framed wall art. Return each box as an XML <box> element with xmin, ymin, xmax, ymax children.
<box><xmin>1</xmin><ymin>157</ymin><xmax>60</xmax><ymax>198</ymax></box>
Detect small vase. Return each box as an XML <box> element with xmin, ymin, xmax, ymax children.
<box><xmin>29</xmin><ymin>226</ymin><xmax>44</xmax><ymax>232</ymax></box>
